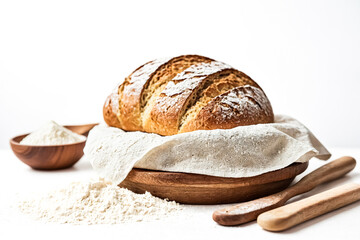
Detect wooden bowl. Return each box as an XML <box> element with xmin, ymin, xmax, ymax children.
<box><xmin>9</xmin><ymin>124</ymin><xmax>97</xmax><ymax>170</ymax></box>
<box><xmin>120</xmin><ymin>162</ymin><xmax>309</xmax><ymax>204</ymax></box>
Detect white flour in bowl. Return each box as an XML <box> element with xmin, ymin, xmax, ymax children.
<box><xmin>20</xmin><ymin>120</ymin><xmax>86</xmax><ymax>145</ymax></box>
<box><xmin>18</xmin><ymin>179</ymin><xmax>181</xmax><ymax>224</ymax></box>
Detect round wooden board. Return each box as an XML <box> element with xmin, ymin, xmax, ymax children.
<box><xmin>119</xmin><ymin>162</ymin><xmax>309</xmax><ymax>204</ymax></box>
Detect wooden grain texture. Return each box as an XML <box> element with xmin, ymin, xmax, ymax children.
<box><xmin>212</xmin><ymin>156</ymin><xmax>356</xmax><ymax>226</ymax></box>
<box><xmin>65</xmin><ymin>123</ymin><xmax>98</xmax><ymax>136</ymax></box>
<box><xmin>119</xmin><ymin>162</ymin><xmax>308</xmax><ymax>204</ymax></box>
<box><xmin>9</xmin><ymin>124</ymin><xmax>97</xmax><ymax>170</ymax></box>
<box><xmin>257</xmin><ymin>182</ymin><xmax>360</xmax><ymax>231</ymax></box>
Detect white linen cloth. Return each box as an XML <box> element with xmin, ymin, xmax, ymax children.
<box><xmin>84</xmin><ymin>115</ymin><xmax>331</xmax><ymax>184</ymax></box>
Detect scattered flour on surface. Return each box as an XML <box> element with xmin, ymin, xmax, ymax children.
<box><xmin>20</xmin><ymin>120</ymin><xmax>86</xmax><ymax>145</ymax></box>
<box><xmin>18</xmin><ymin>179</ymin><xmax>181</xmax><ymax>224</ymax></box>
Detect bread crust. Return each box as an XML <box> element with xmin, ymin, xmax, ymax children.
<box><xmin>179</xmin><ymin>85</ymin><xmax>274</xmax><ymax>133</ymax></box>
<box><xmin>119</xmin><ymin>58</ymin><xmax>172</xmax><ymax>131</ymax></box>
<box><xmin>103</xmin><ymin>91</ymin><xmax>122</xmax><ymax>129</ymax></box>
<box><xmin>103</xmin><ymin>55</ymin><xmax>274</xmax><ymax>135</ymax></box>
<box><xmin>145</xmin><ymin>62</ymin><xmax>231</xmax><ymax>135</ymax></box>
<box><xmin>118</xmin><ymin>55</ymin><xmax>212</xmax><ymax>132</ymax></box>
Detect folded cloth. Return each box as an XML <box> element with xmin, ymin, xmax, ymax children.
<box><xmin>84</xmin><ymin>115</ymin><xmax>331</xmax><ymax>185</ymax></box>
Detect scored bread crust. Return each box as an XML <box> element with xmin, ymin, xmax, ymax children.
<box><xmin>103</xmin><ymin>55</ymin><xmax>274</xmax><ymax>135</ymax></box>
<box><xmin>144</xmin><ymin>61</ymin><xmax>232</xmax><ymax>135</ymax></box>
<box><xmin>119</xmin><ymin>57</ymin><xmax>172</xmax><ymax>131</ymax></box>
<box><xmin>179</xmin><ymin>85</ymin><xmax>273</xmax><ymax>133</ymax></box>
<box><xmin>117</xmin><ymin>55</ymin><xmax>212</xmax><ymax>131</ymax></box>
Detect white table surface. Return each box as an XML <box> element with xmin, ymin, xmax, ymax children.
<box><xmin>1</xmin><ymin>148</ymin><xmax>359</xmax><ymax>240</ymax></box>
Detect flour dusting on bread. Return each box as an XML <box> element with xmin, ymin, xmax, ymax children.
<box><xmin>104</xmin><ymin>55</ymin><xmax>274</xmax><ymax>135</ymax></box>
<box><xmin>127</xmin><ymin>58</ymin><xmax>172</xmax><ymax>93</ymax></box>
<box><xmin>218</xmin><ymin>85</ymin><xmax>272</xmax><ymax>119</ymax></box>
<box><xmin>162</xmin><ymin>61</ymin><xmax>232</xmax><ymax>97</ymax></box>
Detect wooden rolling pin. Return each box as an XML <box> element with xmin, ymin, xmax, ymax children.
<box><xmin>212</xmin><ymin>156</ymin><xmax>356</xmax><ymax>226</ymax></box>
<box><xmin>257</xmin><ymin>182</ymin><xmax>360</xmax><ymax>231</ymax></box>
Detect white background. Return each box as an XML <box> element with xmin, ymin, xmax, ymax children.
<box><xmin>1</xmin><ymin>0</ymin><xmax>360</xmax><ymax>148</ymax></box>
<box><xmin>1</xmin><ymin>2</ymin><xmax>360</xmax><ymax>239</ymax></box>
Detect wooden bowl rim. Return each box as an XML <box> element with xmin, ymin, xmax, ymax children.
<box><xmin>123</xmin><ymin>162</ymin><xmax>309</xmax><ymax>188</ymax></box>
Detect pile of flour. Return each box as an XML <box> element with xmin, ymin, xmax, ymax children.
<box><xmin>20</xmin><ymin>120</ymin><xmax>86</xmax><ymax>145</ymax></box>
<box><xmin>18</xmin><ymin>179</ymin><xmax>181</xmax><ymax>224</ymax></box>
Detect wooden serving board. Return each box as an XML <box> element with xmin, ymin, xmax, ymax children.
<box><xmin>119</xmin><ymin>162</ymin><xmax>309</xmax><ymax>204</ymax></box>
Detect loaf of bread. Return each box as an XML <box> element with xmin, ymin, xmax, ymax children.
<box><xmin>103</xmin><ymin>55</ymin><xmax>274</xmax><ymax>136</ymax></box>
